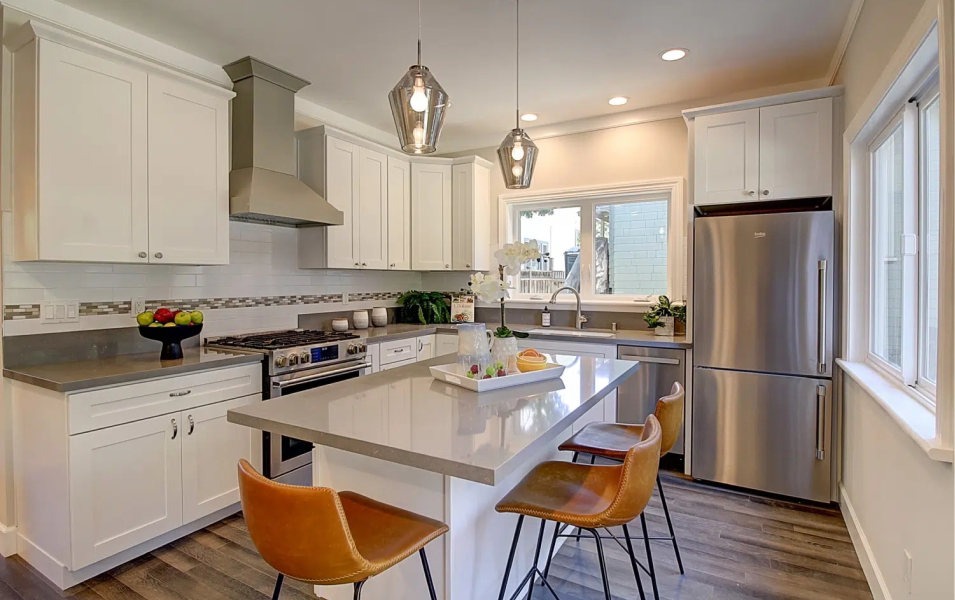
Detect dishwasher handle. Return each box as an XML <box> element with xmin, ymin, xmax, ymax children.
<box><xmin>618</xmin><ymin>354</ymin><xmax>681</xmax><ymax>365</ymax></box>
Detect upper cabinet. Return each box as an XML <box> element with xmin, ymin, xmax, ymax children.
<box><xmin>452</xmin><ymin>157</ymin><xmax>492</xmax><ymax>271</ymax></box>
<box><xmin>6</xmin><ymin>21</ymin><xmax>234</xmax><ymax>264</ymax></box>
<box><xmin>411</xmin><ymin>162</ymin><xmax>453</xmax><ymax>271</ymax></box>
<box><xmin>387</xmin><ymin>157</ymin><xmax>412</xmax><ymax>270</ymax></box>
<box><xmin>692</xmin><ymin>96</ymin><xmax>833</xmax><ymax>206</ymax></box>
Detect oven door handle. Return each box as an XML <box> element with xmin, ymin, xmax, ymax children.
<box><xmin>272</xmin><ymin>362</ymin><xmax>372</xmax><ymax>389</ymax></box>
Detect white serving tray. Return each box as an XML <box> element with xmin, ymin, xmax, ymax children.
<box><xmin>429</xmin><ymin>362</ymin><xmax>566</xmax><ymax>392</ymax></box>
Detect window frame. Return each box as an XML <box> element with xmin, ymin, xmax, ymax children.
<box><xmin>499</xmin><ymin>179</ymin><xmax>685</xmax><ymax>307</ymax></box>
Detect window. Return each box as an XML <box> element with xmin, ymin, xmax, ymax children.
<box><xmin>867</xmin><ymin>81</ymin><xmax>939</xmax><ymax>401</ymax></box>
<box><xmin>502</xmin><ymin>180</ymin><xmax>684</xmax><ymax>304</ymax></box>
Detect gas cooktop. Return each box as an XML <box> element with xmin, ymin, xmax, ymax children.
<box><xmin>208</xmin><ymin>329</ymin><xmax>359</xmax><ymax>350</ymax></box>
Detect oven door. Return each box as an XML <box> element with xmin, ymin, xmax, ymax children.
<box><xmin>265</xmin><ymin>359</ymin><xmax>371</xmax><ymax>481</ymax></box>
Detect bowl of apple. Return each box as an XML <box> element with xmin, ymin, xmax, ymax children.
<box><xmin>137</xmin><ymin>308</ymin><xmax>204</xmax><ymax>360</ymax></box>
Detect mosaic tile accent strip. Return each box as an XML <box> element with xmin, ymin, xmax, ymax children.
<box><xmin>3</xmin><ymin>292</ymin><xmax>406</xmax><ymax>320</ymax></box>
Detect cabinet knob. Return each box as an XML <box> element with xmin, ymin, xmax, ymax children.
<box><xmin>466</xmin><ymin>263</ymin><xmax>471</xmax><ymax>268</ymax></box>
<box><xmin>445</xmin><ymin>264</ymin><xmax>450</xmax><ymax>269</ymax></box>
<box><xmin>747</xmin><ymin>191</ymin><xmax>755</xmax><ymax>196</ymax></box>
<box><xmin>390</xmin><ymin>263</ymin><xmax>396</xmax><ymax>268</ymax></box>
<box><xmin>354</xmin><ymin>262</ymin><xmax>360</xmax><ymax>267</ymax></box>
<box><xmin>361</xmin><ymin>262</ymin><xmax>367</xmax><ymax>267</ymax></box>
<box><xmin>171</xmin><ymin>418</ymin><xmax>178</xmax><ymax>440</ymax></box>
<box><xmin>138</xmin><ymin>251</ymin><xmax>147</xmax><ymax>259</ymax></box>
<box><xmin>154</xmin><ymin>252</ymin><xmax>163</xmax><ymax>259</ymax></box>
<box><xmin>762</xmin><ymin>190</ymin><xmax>770</xmax><ymax>196</ymax></box>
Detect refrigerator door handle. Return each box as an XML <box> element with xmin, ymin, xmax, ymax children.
<box><xmin>817</xmin><ymin>260</ymin><xmax>827</xmax><ymax>373</ymax></box>
<box><xmin>815</xmin><ymin>384</ymin><xmax>827</xmax><ymax>461</ymax></box>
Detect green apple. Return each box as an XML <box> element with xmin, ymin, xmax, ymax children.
<box><xmin>164</xmin><ymin>322</ymin><xmax>177</xmax><ymax>327</ymax></box>
<box><xmin>136</xmin><ymin>311</ymin><xmax>154</xmax><ymax>326</ymax></box>
<box><xmin>148</xmin><ymin>322</ymin><xmax>163</xmax><ymax>328</ymax></box>
<box><xmin>190</xmin><ymin>310</ymin><xmax>204</xmax><ymax>324</ymax></box>
<box><xmin>174</xmin><ymin>311</ymin><xmax>192</xmax><ymax>326</ymax></box>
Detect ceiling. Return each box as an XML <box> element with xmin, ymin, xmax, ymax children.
<box><xmin>53</xmin><ymin>0</ymin><xmax>854</xmax><ymax>152</ymax></box>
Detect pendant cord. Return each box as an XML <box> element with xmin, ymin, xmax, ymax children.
<box><xmin>515</xmin><ymin>0</ymin><xmax>520</xmax><ymax>130</ymax></box>
<box><xmin>417</xmin><ymin>0</ymin><xmax>422</xmax><ymax>66</ymax></box>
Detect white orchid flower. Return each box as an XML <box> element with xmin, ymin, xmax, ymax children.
<box><xmin>494</xmin><ymin>240</ymin><xmax>542</xmax><ymax>276</ymax></box>
<box><xmin>469</xmin><ymin>272</ymin><xmax>512</xmax><ymax>303</ymax></box>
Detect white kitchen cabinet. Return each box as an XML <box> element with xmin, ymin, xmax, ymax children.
<box><xmin>692</xmin><ymin>97</ymin><xmax>833</xmax><ymax>206</ymax></box>
<box><xmin>319</xmin><ymin>135</ymin><xmax>360</xmax><ymax>268</ymax></box>
<box><xmin>416</xmin><ymin>335</ymin><xmax>436</xmax><ymax>360</ymax></box>
<box><xmin>69</xmin><ymin>413</ymin><xmax>182</xmax><ymax>570</ymax></box>
<box><xmin>436</xmin><ymin>333</ymin><xmax>458</xmax><ymax>357</ymax></box>
<box><xmin>758</xmin><ymin>98</ymin><xmax>832</xmax><ymax>201</ymax></box>
<box><xmin>388</xmin><ymin>157</ymin><xmax>412</xmax><ymax>270</ymax></box>
<box><xmin>381</xmin><ymin>357</ymin><xmax>417</xmax><ymax>371</ymax></box>
<box><xmin>6</xmin><ymin>22</ymin><xmax>234</xmax><ymax>264</ymax></box>
<box><xmin>181</xmin><ymin>395</ymin><xmax>258</xmax><ymax>523</ymax></box>
<box><xmin>380</xmin><ymin>337</ymin><xmax>418</xmax><ymax>366</ymax></box>
<box><xmin>367</xmin><ymin>343</ymin><xmax>382</xmax><ymax>373</ymax></box>
<box><xmin>693</xmin><ymin>109</ymin><xmax>760</xmax><ymax>206</ymax></box>
<box><xmin>357</xmin><ymin>147</ymin><xmax>389</xmax><ymax>269</ymax></box>
<box><xmin>147</xmin><ymin>75</ymin><xmax>230</xmax><ymax>265</ymax></box>
<box><xmin>411</xmin><ymin>162</ymin><xmax>453</xmax><ymax>270</ymax></box>
<box><xmin>451</xmin><ymin>158</ymin><xmax>492</xmax><ymax>271</ymax></box>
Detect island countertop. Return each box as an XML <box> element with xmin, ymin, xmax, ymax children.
<box><xmin>228</xmin><ymin>354</ymin><xmax>640</xmax><ymax>485</ymax></box>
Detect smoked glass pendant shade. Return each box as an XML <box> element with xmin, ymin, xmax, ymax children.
<box><xmin>388</xmin><ymin>65</ymin><xmax>449</xmax><ymax>154</ymax></box>
<box><xmin>497</xmin><ymin>128</ymin><xmax>538</xmax><ymax>189</ymax></box>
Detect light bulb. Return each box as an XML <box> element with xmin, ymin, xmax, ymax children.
<box><xmin>412</xmin><ymin>122</ymin><xmax>425</xmax><ymax>147</ymax></box>
<box><xmin>409</xmin><ymin>77</ymin><xmax>428</xmax><ymax>112</ymax></box>
<box><xmin>512</xmin><ymin>164</ymin><xmax>523</xmax><ymax>177</ymax></box>
<box><xmin>511</xmin><ymin>141</ymin><xmax>525</xmax><ymax>161</ymax></box>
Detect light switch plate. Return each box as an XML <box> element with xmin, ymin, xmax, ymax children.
<box><xmin>41</xmin><ymin>300</ymin><xmax>79</xmax><ymax>324</ymax></box>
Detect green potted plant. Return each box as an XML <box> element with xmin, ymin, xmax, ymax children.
<box><xmin>643</xmin><ymin>295</ymin><xmax>686</xmax><ymax>337</ymax></box>
<box><xmin>396</xmin><ymin>291</ymin><xmax>451</xmax><ymax>324</ymax></box>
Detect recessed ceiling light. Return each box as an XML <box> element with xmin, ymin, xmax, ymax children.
<box><xmin>608</xmin><ymin>96</ymin><xmax>629</xmax><ymax>106</ymax></box>
<box><xmin>660</xmin><ymin>48</ymin><xmax>688</xmax><ymax>61</ymax></box>
<box><xmin>521</xmin><ymin>113</ymin><xmax>538</xmax><ymax>122</ymax></box>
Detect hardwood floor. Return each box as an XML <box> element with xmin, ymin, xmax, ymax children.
<box><xmin>0</xmin><ymin>473</ymin><xmax>871</xmax><ymax>600</ymax></box>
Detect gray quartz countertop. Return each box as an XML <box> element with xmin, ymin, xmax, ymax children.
<box><xmin>350</xmin><ymin>322</ymin><xmax>690</xmax><ymax>349</ymax></box>
<box><xmin>228</xmin><ymin>354</ymin><xmax>640</xmax><ymax>485</ymax></box>
<box><xmin>3</xmin><ymin>348</ymin><xmax>264</xmax><ymax>393</ymax></box>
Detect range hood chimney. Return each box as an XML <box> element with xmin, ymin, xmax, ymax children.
<box><xmin>224</xmin><ymin>57</ymin><xmax>343</xmax><ymax>227</ymax></box>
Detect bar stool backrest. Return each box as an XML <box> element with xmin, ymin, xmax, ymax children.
<box><xmin>237</xmin><ymin>459</ymin><xmax>370</xmax><ymax>583</ymax></box>
<box><xmin>600</xmin><ymin>414</ymin><xmax>662</xmax><ymax>526</ymax></box>
<box><xmin>655</xmin><ymin>382</ymin><xmax>685</xmax><ymax>457</ymax></box>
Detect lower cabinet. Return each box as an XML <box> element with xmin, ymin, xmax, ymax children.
<box><xmin>381</xmin><ymin>357</ymin><xmax>416</xmax><ymax>371</ymax></box>
<box><xmin>416</xmin><ymin>334</ymin><xmax>435</xmax><ymax>360</ymax></box>
<box><xmin>436</xmin><ymin>333</ymin><xmax>458</xmax><ymax>357</ymax></box>
<box><xmin>68</xmin><ymin>394</ymin><xmax>257</xmax><ymax>570</ymax></box>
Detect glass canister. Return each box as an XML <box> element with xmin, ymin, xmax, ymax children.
<box><xmin>456</xmin><ymin>323</ymin><xmax>492</xmax><ymax>379</ymax></box>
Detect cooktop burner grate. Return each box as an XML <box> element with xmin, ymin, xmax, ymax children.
<box><xmin>210</xmin><ymin>329</ymin><xmax>359</xmax><ymax>350</ymax></box>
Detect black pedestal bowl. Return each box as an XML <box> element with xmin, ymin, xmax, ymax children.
<box><xmin>138</xmin><ymin>324</ymin><xmax>203</xmax><ymax>360</ymax></box>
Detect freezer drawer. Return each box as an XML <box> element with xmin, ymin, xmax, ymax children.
<box><xmin>617</xmin><ymin>346</ymin><xmax>686</xmax><ymax>454</ymax></box>
<box><xmin>692</xmin><ymin>367</ymin><xmax>831</xmax><ymax>502</ymax></box>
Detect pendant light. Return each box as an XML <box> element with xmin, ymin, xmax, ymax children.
<box><xmin>497</xmin><ymin>0</ymin><xmax>538</xmax><ymax>189</ymax></box>
<box><xmin>388</xmin><ymin>0</ymin><xmax>449</xmax><ymax>154</ymax></box>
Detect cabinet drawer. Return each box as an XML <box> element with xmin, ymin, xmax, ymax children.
<box><xmin>379</xmin><ymin>338</ymin><xmax>418</xmax><ymax>366</ymax></box>
<box><xmin>380</xmin><ymin>357</ymin><xmax>417</xmax><ymax>371</ymax></box>
<box><xmin>68</xmin><ymin>364</ymin><xmax>262</xmax><ymax>435</ymax></box>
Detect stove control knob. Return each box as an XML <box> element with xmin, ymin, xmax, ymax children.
<box><xmin>287</xmin><ymin>354</ymin><xmax>299</xmax><ymax>366</ymax></box>
<box><xmin>358</xmin><ymin>343</ymin><xmax>367</xmax><ymax>353</ymax></box>
<box><xmin>347</xmin><ymin>344</ymin><xmax>357</xmax><ymax>355</ymax></box>
<box><xmin>275</xmin><ymin>355</ymin><xmax>287</xmax><ymax>368</ymax></box>
<box><xmin>300</xmin><ymin>351</ymin><xmax>310</xmax><ymax>364</ymax></box>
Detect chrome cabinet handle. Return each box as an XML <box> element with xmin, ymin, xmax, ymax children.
<box><xmin>815</xmin><ymin>385</ymin><xmax>826</xmax><ymax>460</ymax></box>
<box><xmin>445</xmin><ymin>264</ymin><xmax>450</xmax><ymax>269</ymax></box>
<box><xmin>171</xmin><ymin>418</ymin><xmax>178</xmax><ymax>440</ymax></box>
<box><xmin>138</xmin><ymin>251</ymin><xmax>147</xmax><ymax>258</ymax></box>
<box><xmin>761</xmin><ymin>190</ymin><xmax>770</xmax><ymax>196</ymax></box>
<box><xmin>418</xmin><ymin>340</ymin><xmax>423</xmax><ymax>351</ymax></box>
<box><xmin>466</xmin><ymin>263</ymin><xmax>471</xmax><ymax>268</ymax></box>
<box><xmin>187</xmin><ymin>415</ymin><xmax>195</xmax><ymax>436</ymax></box>
<box><xmin>817</xmin><ymin>260</ymin><xmax>827</xmax><ymax>373</ymax></box>
<box><xmin>747</xmin><ymin>191</ymin><xmax>755</xmax><ymax>196</ymax></box>
<box><xmin>394</xmin><ymin>348</ymin><xmax>404</xmax><ymax>353</ymax></box>
<box><xmin>154</xmin><ymin>252</ymin><xmax>163</xmax><ymax>259</ymax></box>
<box><xmin>169</xmin><ymin>390</ymin><xmax>192</xmax><ymax>397</ymax></box>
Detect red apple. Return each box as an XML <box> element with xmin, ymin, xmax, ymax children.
<box><xmin>154</xmin><ymin>308</ymin><xmax>174</xmax><ymax>324</ymax></box>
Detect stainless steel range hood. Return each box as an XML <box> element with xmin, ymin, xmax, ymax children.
<box><xmin>224</xmin><ymin>57</ymin><xmax>343</xmax><ymax>227</ymax></box>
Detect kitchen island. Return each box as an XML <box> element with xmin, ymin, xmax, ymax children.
<box><xmin>228</xmin><ymin>353</ymin><xmax>640</xmax><ymax>600</ymax></box>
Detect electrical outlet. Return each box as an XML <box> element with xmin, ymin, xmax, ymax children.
<box><xmin>40</xmin><ymin>300</ymin><xmax>79</xmax><ymax>324</ymax></box>
<box><xmin>903</xmin><ymin>549</ymin><xmax>912</xmax><ymax>594</ymax></box>
<box><xmin>132</xmin><ymin>297</ymin><xmax>146</xmax><ymax>316</ymax></box>
<box><xmin>342</xmin><ymin>292</ymin><xmax>349</xmax><ymax>304</ymax></box>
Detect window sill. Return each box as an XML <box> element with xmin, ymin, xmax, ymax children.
<box><xmin>837</xmin><ymin>359</ymin><xmax>952</xmax><ymax>463</ymax></box>
<box><xmin>484</xmin><ymin>298</ymin><xmax>656</xmax><ymax>312</ymax></box>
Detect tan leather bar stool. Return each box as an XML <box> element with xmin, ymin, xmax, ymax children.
<box><xmin>494</xmin><ymin>415</ymin><xmax>662</xmax><ymax>600</ymax></box>
<box><xmin>558</xmin><ymin>381</ymin><xmax>685</xmax><ymax>600</ymax></box>
<box><xmin>237</xmin><ymin>460</ymin><xmax>449</xmax><ymax>600</ymax></box>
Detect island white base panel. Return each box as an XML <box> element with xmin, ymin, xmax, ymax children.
<box><xmin>312</xmin><ymin>436</ymin><xmax>573</xmax><ymax>600</ymax></box>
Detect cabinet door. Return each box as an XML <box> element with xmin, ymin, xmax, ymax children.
<box><xmin>451</xmin><ymin>163</ymin><xmax>474</xmax><ymax>270</ymax></box>
<box><xmin>69</xmin><ymin>413</ymin><xmax>182</xmax><ymax>569</ymax></box>
<box><xmin>381</xmin><ymin>357</ymin><xmax>417</xmax><ymax>371</ymax></box>
<box><xmin>411</xmin><ymin>163</ymin><xmax>452</xmax><ymax>270</ymax></box>
<box><xmin>759</xmin><ymin>99</ymin><xmax>833</xmax><ymax>201</ymax></box>
<box><xmin>326</xmin><ymin>136</ymin><xmax>360</xmax><ymax>268</ymax></box>
<box><xmin>147</xmin><ymin>75</ymin><xmax>230</xmax><ymax>265</ymax></box>
<box><xmin>36</xmin><ymin>40</ymin><xmax>149</xmax><ymax>262</ymax></box>
<box><xmin>417</xmin><ymin>335</ymin><xmax>435</xmax><ymax>360</ymax></box>
<box><xmin>693</xmin><ymin>109</ymin><xmax>759</xmax><ymax>206</ymax></box>
<box><xmin>387</xmin><ymin>157</ymin><xmax>412</xmax><ymax>270</ymax></box>
<box><xmin>435</xmin><ymin>333</ymin><xmax>458</xmax><ymax>357</ymax></box>
<box><xmin>357</xmin><ymin>147</ymin><xmax>389</xmax><ymax>270</ymax></box>
<box><xmin>181</xmin><ymin>395</ymin><xmax>257</xmax><ymax>523</ymax></box>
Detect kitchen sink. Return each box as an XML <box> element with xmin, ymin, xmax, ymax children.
<box><xmin>526</xmin><ymin>328</ymin><xmax>616</xmax><ymax>339</ymax></box>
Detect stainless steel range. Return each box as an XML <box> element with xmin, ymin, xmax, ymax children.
<box><xmin>206</xmin><ymin>329</ymin><xmax>370</xmax><ymax>484</ymax></box>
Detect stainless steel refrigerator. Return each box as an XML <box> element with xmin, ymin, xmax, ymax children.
<box><xmin>692</xmin><ymin>207</ymin><xmax>833</xmax><ymax>502</ymax></box>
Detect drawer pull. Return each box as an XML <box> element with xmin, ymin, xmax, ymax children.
<box><xmin>169</xmin><ymin>390</ymin><xmax>192</xmax><ymax>397</ymax></box>
<box><xmin>394</xmin><ymin>348</ymin><xmax>404</xmax><ymax>353</ymax></box>
<box><xmin>171</xmin><ymin>418</ymin><xmax>178</xmax><ymax>440</ymax></box>
<box><xmin>187</xmin><ymin>415</ymin><xmax>195</xmax><ymax>436</ymax></box>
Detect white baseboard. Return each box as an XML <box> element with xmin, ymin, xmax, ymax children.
<box><xmin>0</xmin><ymin>522</ymin><xmax>17</xmax><ymax>557</ymax></box>
<box><xmin>840</xmin><ymin>484</ymin><xmax>891</xmax><ymax>600</ymax></box>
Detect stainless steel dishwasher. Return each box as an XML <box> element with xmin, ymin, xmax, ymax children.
<box><xmin>616</xmin><ymin>345</ymin><xmax>686</xmax><ymax>454</ymax></box>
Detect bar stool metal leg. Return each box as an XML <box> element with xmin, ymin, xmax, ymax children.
<box><xmin>623</xmin><ymin>524</ymin><xmax>647</xmax><ymax>600</ymax></box>
<box><xmin>541</xmin><ymin>519</ymin><xmax>561</xmax><ymax>582</ymax></box>
<box><xmin>640</xmin><ymin>513</ymin><xmax>660</xmax><ymax>600</ymax></box>
<box><xmin>420</xmin><ymin>549</ymin><xmax>438</xmax><ymax>600</ymax></box>
<box><xmin>526</xmin><ymin>519</ymin><xmax>547</xmax><ymax>599</ymax></box>
<box><xmin>657</xmin><ymin>474</ymin><xmax>685</xmax><ymax>574</ymax></box>
<box><xmin>271</xmin><ymin>574</ymin><xmax>284</xmax><ymax>600</ymax></box>
<box><xmin>591</xmin><ymin>529</ymin><xmax>613</xmax><ymax>600</ymax></box>
<box><xmin>498</xmin><ymin>515</ymin><xmax>525</xmax><ymax>600</ymax></box>
<box><xmin>352</xmin><ymin>580</ymin><xmax>366</xmax><ymax>600</ymax></box>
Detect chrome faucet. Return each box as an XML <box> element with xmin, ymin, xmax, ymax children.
<box><xmin>549</xmin><ymin>286</ymin><xmax>588</xmax><ymax>329</ymax></box>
